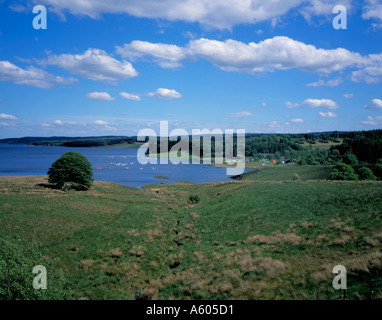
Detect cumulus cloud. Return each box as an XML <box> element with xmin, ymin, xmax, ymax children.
<box><xmin>227</xmin><ymin>111</ymin><xmax>253</xmax><ymax>117</ymax></box>
<box><xmin>117</xmin><ymin>36</ymin><xmax>366</xmax><ymax>76</ymax></box>
<box><xmin>364</xmin><ymin>98</ymin><xmax>382</xmax><ymax>110</ymax></box>
<box><xmin>54</xmin><ymin>120</ymin><xmax>64</xmax><ymax>125</ymax></box>
<box><xmin>120</xmin><ymin>92</ymin><xmax>141</xmax><ymax>101</ymax></box>
<box><xmin>35</xmin><ymin>0</ymin><xmax>355</xmax><ymax>30</ymax></box>
<box><xmin>147</xmin><ymin>88</ymin><xmax>182</xmax><ymax>99</ymax></box>
<box><xmin>285</xmin><ymin>101</ymin><xmax>300</xmax><ymax>108</ymax></box>
<box><xmin>319</xmin><ymin>111</ymin><xmax>337</xmax><ymax>118</ymax></box>
<box><xmin>291</xmin><ymin>118</ymin><xmax>304</xmax><ymax>123</ymax></box>
<box><xmin>86</xmin><ymin>91</ymin><xmax>115</xmax><ymax>101</ymax></box>
<box><xmin>351</xmin><ymin>53</ymin><xmax>382</xmax><ymax>83</ymax></box>
<box><xmin>344</xmin><ymin>93</ymin><xmax>354</xmax><ymax>98</ymax></box>
<box><xmin>39</xmin><ymin>49</ymin><xmax>138</xmax><ymax>83</ymax></box>
<box><xmin>116</xmin><ymin>41</ymin><xmax>190</xmax><ymax>68</ymax></box>
<box><xmin>115</xmin><ymin>36</ymin><xmax>382</xmax><ymax>84</ymax></box>
<box><xmin>0</xmin><ymin>60</ymin><xmax>77</xmax><ymax>89</ymax></box>
<box><xmin>300</xmin><ymin>0</ymin><xmax>352</xmax><ymax>22</ymax></box>
<box><xmin>189</xmin><ymin>36</ymin><xmax>364</xmax><ymax>74</ymax></box>
<box><xmin>302</xmin><ymin>98</ymin><xmax>339</xmax><ymax>109</ymax></box>
<box><xmin>0</xmin><ymin>113</ymin><xmax>17</xmax><ymax>120</ymax></box>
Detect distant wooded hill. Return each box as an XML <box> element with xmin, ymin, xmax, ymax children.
<box><xmin>0</xmin><ymin>136</ymin><xmax>138</xmax><ymax>147</ymax></box>
<box><xmin>1</xmin><ymin>129</ymin><xmax>381</xmax><ymax>164</ymax></box>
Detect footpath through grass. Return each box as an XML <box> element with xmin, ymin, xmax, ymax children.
<box><xmin>0</xmin><ymin>166</ymin><xmax>381</xmax><ymax>300</ymax></box>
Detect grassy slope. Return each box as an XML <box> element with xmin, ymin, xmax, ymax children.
<box><xmin>0</xmin><ymin>167</ymin><xmax>381</xmax><ymax>300</ymax></box>
<box><xmin>238</xmin><ymin>165</ymin><xmax>333</xmax><ymax>181</ymax></box>
<box><xmin>299</xmin><ymin>138</ymin><xmax>343</xmax><ymax>150</ymax></box>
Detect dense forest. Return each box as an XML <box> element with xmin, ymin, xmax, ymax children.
<box><xmin>0</xmin><ymin>136</ymin><xmax>138</xmax><ymax>147</ymax></box>
<box><xmin>149</xmin><ymin>130</ymin><xmax>382</xmax><ymax>165</ymax></box>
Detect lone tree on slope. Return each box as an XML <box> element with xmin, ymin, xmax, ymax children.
<box><xmin>48</xmin><ymin>151</ymin><xmax>93</xmax><ymax>190</ymax></box>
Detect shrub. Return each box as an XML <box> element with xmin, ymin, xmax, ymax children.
<box><xmin>374</xmin><ymin>163</ymin><xmax>382</xmax><ymax>180</ymax></box>
<box><xmin>48</xmin><ymin>152</ymin><xmax>93</xmax><ymax>190</ymax></box>
<box><xmin>343</xmin><ymin>153</ymin><xmax>359</xmax><ymax>165</ymax></box>
<box><xmin>298</xmin><ymin>159</ymin><xmax>307</xmax><ymax>165</ymax></box>
<box><xmin>189</xmin><ymin>195</ymin><xmax>201</xmax><ymax>203</ymax></box>
<box><xmin>329</xmin><ymin>163</ymin><xmax>359</xmax><ymax>181</ymax></box>
<box><xmin>61</xmin><ymin>182</ymin><xmax>83</xmax><ymax>192</ymax></box>
<box><xmin>357</xmin><ymin>167</ymin><xmax>377</xmax><ymax>181</ymax></box>
<box><xmin>0</xmin><ymin>238</ymin><xmax>66</xmax><ymax>300</ymax></box>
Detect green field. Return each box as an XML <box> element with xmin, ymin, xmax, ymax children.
<box><xmin>237</xmin><ymin>165</ymin><xmax>333</xmax><ymax>181</ymax></box>
<box><xmin>300</xmin><ymin>139</ymin><xmax>344</xmax><ymax>150</ymax></box>
<box><xmin>0</xmin><ymin>166</ymin><xmax>381</xmax><ymax>300</ymax></box>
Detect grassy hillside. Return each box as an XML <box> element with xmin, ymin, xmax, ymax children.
<box><xmin>0</xmin><ymin>168</ymin><xmax>381</xmax><ymax>300</ymax></box>
<box><xmin>237</xmin><ymin>165</ymin><xmax>333</xmax><ymax>181</ymax></box>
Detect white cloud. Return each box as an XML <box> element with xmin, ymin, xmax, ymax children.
<box><xmin>41</xmin><ymin>120</ymin><xmax>118</xmax><ymax>131</ymax></box>
<box><xmin>116</xmin><ymin>41</ymin><xmax>190</xmax><ymax>69</ymax></box>
<box><xmin>307</xmin><ymin>79</ymin><xmax>325</xmax><ymax>87</ymax></box>
<box><xmin>261</xmin><ymin>102</ymin><xmax>267</xmax><ymax>107</ymax></box>
<box><xmin>120</xmin><ymin>92</ymin><xmax>141</xmax><ymax>101</ymax></box>
<box><xmin>301</xmin><ymin>0</ymin><xmax>352</xmax><ymax>22</ymax></box>
<box><xmin>268</xmin><ymin>120</ymin><xmax>280</xmax><ymax>128</ymax></box>
<box><xmin>291</xmin><ymin>118</ymin><xmax>304</xmax><ymax>123</ymax></box>
<box><xmin>362</xmin><ymin>115</ymin><xmax>382</xmax><ymax>125</ymax></box>
<box><xmin>147</xmin><ymin>88</ymin><xmax>182</xmax><ymax>99</ymax></box>
<box><xmin>35</xmin><ymin>0</ymin><xmax>352</xmax><ymax>30</ymax></box>
<box><xmin>362</xmin><ymin>0</ymin><xmax>382</xmax><ymax>28</ymax></box>
<box><xmin>39</xmin><ymin>49</ymin><xmax>138</xmax><ymax>83</ymax></box>
<box><xmin>86</xmin><ymin>91</ymin><xmax>115</xmax><ymax>101</ymax></box>
<box><xmin>115</xmin><ymin>36</ymin><xmax>382</xmax><ymax>84</ymax></box>
<box><xmin>285</xmin><ymin>101</ymin><xmax>299</xmax><ymax>108</ymax></box>
<box><xmin>319</xmin><ymin>111</ymin><xmax>337</xmax><ymax>118</ymax></box>
<box><xmin>307</xmin><ymin>78</ymin><xmax>342</xmax><ymax>87</ymax></box>
<box><xmin>94</xmin><ymin>120</ymin><xmax>108</xmax><ymax>125</ymax></box>
<box><xmin>302</xmin><ymin>98</ymin><xmax>339</xmax><ymax>109</ymax></box>
<box><xmin>0</xmin><ymin>113</ymin><xmax>17</xmax><ymax>120</ymax></box>
<box><xmin>117</xmin><ymin>36</ymin><xmax>366</xmax><ymax>75</ymax></box>
<box><xmin>41</xmin><ymin>123</ymin><xmax>53</xmax><ymax>127</ymax></box>
<box><xmin>44</xmin><ymin>120</ymin><xmax>80</xmax><ymax>126</ymax></box>
<box><xmin>9</xmin><ymin>4</ymin><xmax>29</xmax><ymax>13</ymax></box>
<box><xmin>190</xmin><ymin>37</ymin><xmax>364</xmax><ymax>74</ymax></box>
<box><xmin>364</xmin><ymin>98</ymin><xmax>382</xmax><ymax>110</ymax></box>
<box><xmin>344</xmin><ymin>93</ymin><xmax>354</xmax><ymax>98</ymax></box>
<box><xmin>351</xmin><ymin>53</ymin><xmax>382</xmax><ymax>83</ymax></box>
<box><xmin>92</xmin><ymin>120</ymin><xmax>117</xmax><ymax>131</ymax></box>
<box><xmin>227</xmin><ymin>111</ymin><xmax>253</xmax><ymax>117</ymax></box>
<box><xmin>0</xmin><ymin>60</ymin><xmax>77</xmax><ymax>89</ymax></box>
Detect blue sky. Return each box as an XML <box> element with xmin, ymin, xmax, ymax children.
<box><xmin>0</xmin><ymin>0</ymin><xmax>382</xmax><ymax>138</ymax></box>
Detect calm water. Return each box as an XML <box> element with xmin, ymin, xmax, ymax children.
<box><xmin>0</xmin><ymin>144</ymin><xmax>238</xmax><ymax>188</ymax></box>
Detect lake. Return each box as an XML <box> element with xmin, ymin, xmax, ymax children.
<box><xmin>0</xmin><ymin>144</ymin><xmax>240</xmax><ymax>188</ymax></box>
